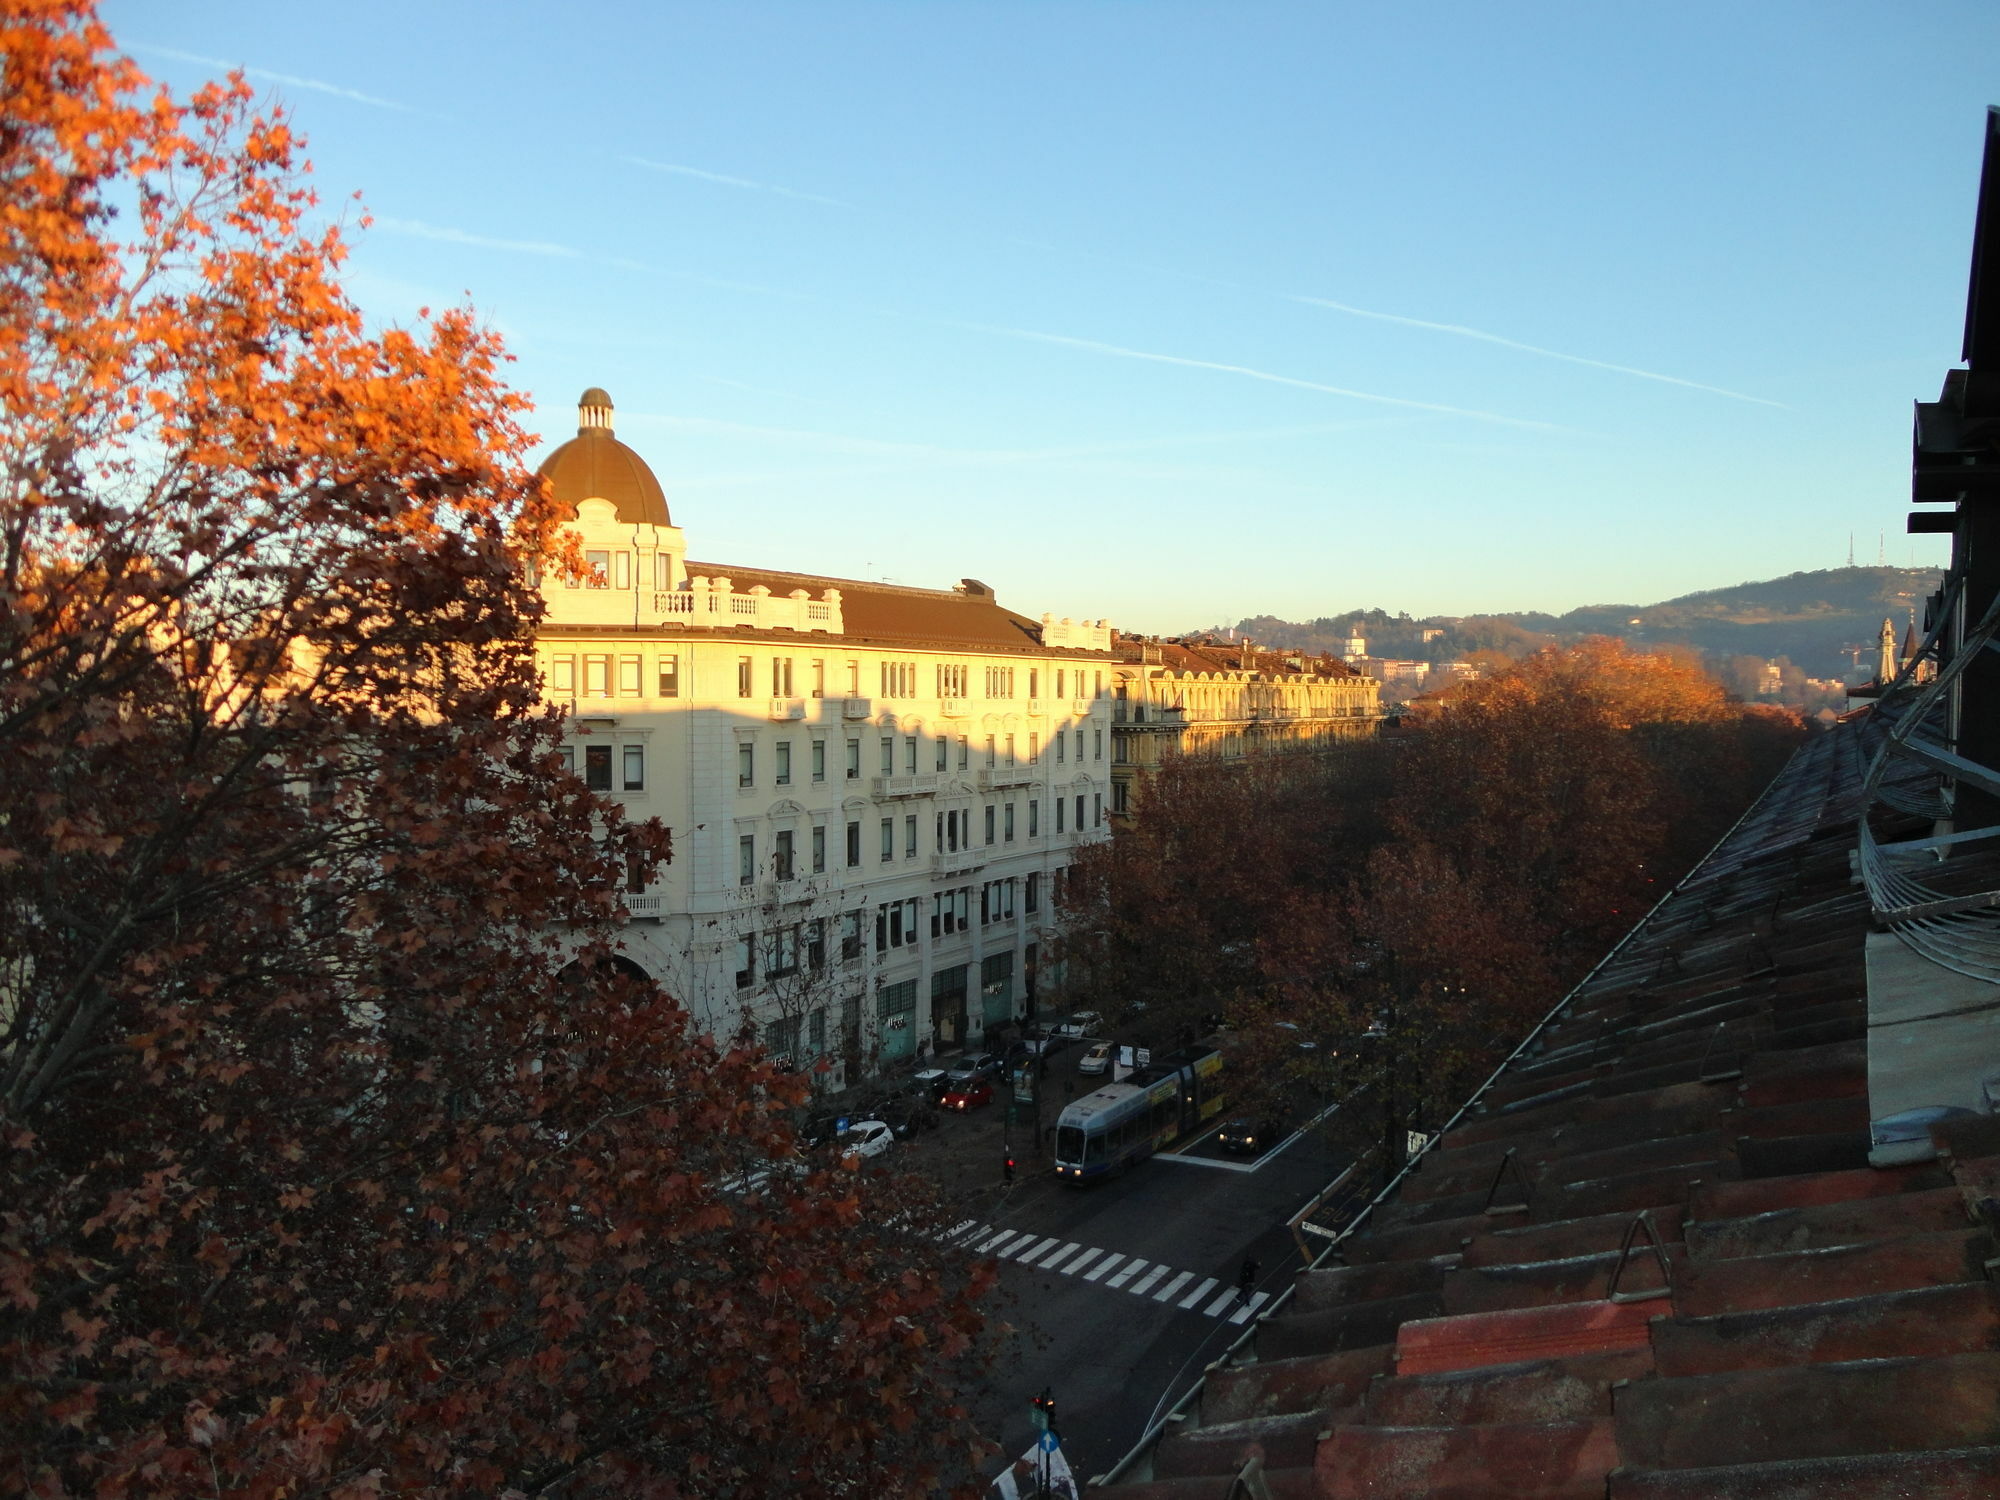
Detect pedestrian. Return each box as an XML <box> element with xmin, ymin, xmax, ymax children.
<box><xmin>1003</xmin><ymin>1151</ymin><xmax>1015</xmax><ymax>1184</ymax></box>
<box><xmin>1237</xmin><ymin>1256</ymin><xmax>1258</xmax><ymax>1300</ymax></box>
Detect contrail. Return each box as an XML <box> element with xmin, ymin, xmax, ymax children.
<box><xmin>624</xmin><ymin>156</ymin><xmax>851</xmax><ymax>209</ymax></box>
<box><xmin>372</xmin><ymin>218</ymin><xmax>581</xmax><ymax>259</ymax></box>
<box><xmin>129</xmin><ymin>44</ymin><xmax>416</xmax><ymax>113</ymax></box>
<box><xmin>1291</xmin><ymin>295</ymin><xmax>1786</xmax><ymax>408</ymax></box>
<box><xmin>968</xmin><ymin>325</ymin><xmax>1568</xmax><ymax>432</ymax></box>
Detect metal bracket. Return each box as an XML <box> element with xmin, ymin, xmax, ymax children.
<box><xmin>1606</xmin><ymin>1209</ymin><xmax>1675</xmax><ymax>1303</ymax></box>
<box><xmin>1481</xmin><ymin>1146</ymin><xmax>1536</xmax><ymax>1217</ymax></box>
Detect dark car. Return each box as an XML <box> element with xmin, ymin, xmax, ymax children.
<box><xmin>911</xmin><ymin>1067</ymin><xmax>952</xmax><ymax>1104</ymax></box>
<box><xmin>879</xmin><ymin>1095</ymin><xmax>939</xmax><ymax>1138</ymax></box>
<box><xmin>1217</xmin><ymin>1115</ymin><xmax>1285</xmax><ymax>1157</ymax></box>
<box><xmin>944</xmin><ymin>1052</ymin><xmax>1003</xmax><ymax>1086</ymax></box>
<box><xmin>940</xmin><ymin>1077</ymin><xmax>994</xmax><ymax>1112</ymax></box>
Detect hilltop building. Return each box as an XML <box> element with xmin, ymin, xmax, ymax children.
<box><xmin>533</xmin><ymin>390</ymin><xmax>1114</xmax><ymax>1083</ymax></box>
<box><xmin>1106</xmin><ymin>635</ymin><xmax>1380</xmax><ymax>822</ymax></box>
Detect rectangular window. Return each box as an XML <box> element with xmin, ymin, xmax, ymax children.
<box><xmin>735</xmin><ymin>935</ymin><xmax>754</xmax><ymax>988</ymax></box>
<box><xmin>985</xmin><ymin>735</ymin><xmax>997</xmax><ymax>768</ymax></box>
<box><xmin>806</xmin><ymin>921</ymin><xmax>826</xmax><ymax>971</ymax></box>
<box><xmin>585</xmin><ymin>744</ymin><xmax>612</xmax><ymax>791</ymax></box>
<box><xmin>774</xmin><ymin>657</ymin><xmax>794</xmax><ymax>697</ymax></box>
<box><xmin>583</xmin><ymin>655</ymin><xmax>611</xmax><ymax>698</ymax></box>
<box><xmin>549</xmin><ymin>655</ymin><xmax>576</xmax><ymax>699</ymax></box>
<box><xmin>904</xmin><ymin>813</ymin><xmax>917</xmax><ymax>857</ymax></box>
<box><xmin>878</xmin><ymin>661</ymin><xmax>917</xmax><ymax>698</ymax></box>
<box><xmin>880</xmin><ymin>817</ymin><xmax>894</xmax><ymax>862</ymax></box>
<box><xmin>1026</xmin><ymin>872</ymin><xmax>1040</xmax><ymax>913</ymax></box>
<box><xmin>904</xmin><ymin>736</ymin><xmax>918</xmax><ymax>774</ymax></box>
<box><xmin>1005</xmin><ymin>733</ymin><xmax>1016</xmax><ymax>766</ymax></box>
<box><xmin>766</xmin><ymin>926</ymin><xmax>798</xmax><ymax>978</ymax></box>
<box><xmin>654</xmin><ymin>551</ymin><xmax>670</xmax><ymax>589</ymax></box>
<box><xmin>773</xmin><ymin>829</ymin><xmax>795</xmax><ymax>882</ymax></box>
<box><xmin>1075</xmin><ymin>729</ymin><xmax>1084</xmax><ymax>760</ymax></box>
<box><xmin>1028</xmin><ymin>799</ymin><xmax>1039</xmax><ymax>836</ymax></box>
<box><xmin>1095</xmin><ymin>671</ymin><xmax>1104</xmax><ymax>698</ymax></box>
<box><xmin>616</xmin><ymin>654</ymin><xmax>642</xmax><ymax>697</ymax></box>
<box><xmin>958</xmin><ymin>735</ymin><xmax>970</xmax><ymax>769</ymax></box>
<box><xmin>1029</xmin><ymin>669</ymin><xmax>1040</xmax><ymax>698</ymax></box>
<box><xmin>1095</xmin><ymin>729</ymin><xmax>1104</xmax><ymax>760</ymax></box>
<box><xmin>1004</xmin><ymin>803</ymin><xmax>1015</xmax><ymax>841</ymax></box>
<box><xmin>880</xmin><ymin>736</ymin><xmax>894</xmax><ymax>776</ymax></box>
<box><xmin>610</xmin><ymin>551</ymin><xmax>629</xmax><ymax>590</ymax></box>
<box><xmin>841</xmin><ymin>911</ymin><xmax>863</xmax><ymax>961</ymax></box>
<box><xmin>984</xmin><ymin>805</ymin><xmax>996</xmax><ymax>845</ymax></box>
<box><xmin>811</xmin><ymin>740</ymin><xmax>826</xmax><ymax>782</ymax></box>
<box><xmin>846</xmin><ymin>739</ymin><xmax>861</xmax><ymax>779</ymax></box>
<box><xmin>846</xmin><ymin>660</ymin><xmax>860</xmax><ymax>696</ymax></box>
<box><xmin>775</xmin><ymin>741</ymin><xmax>792</xmax><ymax>785</ymax></box>
<box><xmin>808</xmin><ymin>1007</ymin><xmax>826</xmax><ymax>1054</ymax></box>
<box><xmin>1056</xmin><ymin>732</ymin><xmax>1066</xmax><ymax>763</ymax></box>
<box><xmin>1076</xmin><ymin>794</ymin><xmax>1086</xmax><ymax>829</ymax></box>
<box><xmin>846</xmin><ymin>820</ymin><xmax>862</xmax><ymax>868</ymax></box>
<box><xmin>984</xmin><ymin>666</ymin><xmax>1015</xmax><ymax>698</ymax></box>
<box><xmin>657</xmin><ymin>653</ymin><xmax>680</xmax><ymax>698</ymax></box>
<box><xmin>812</xmin><ymin>824</ymin><xmax>827</xmax><ymax>874</ymax></box>
<box><xmin>811</xmin><ymin>659</ymin><xmax>825</xmax><ymax>698</ymax></box>
<box><xmin>1112</xmin><ymin>780</ymin><xmax>1129</xmax><ymax>814</ymax></box>
<box><xmin>1094</xmin><ymin>793</ymin><xmax>1103</xmax><ymax>827</ymax></box>
<box><xmin>935</xmin><ymin>735</ymin><xmax>949</xmax><ymax>772</ymax></box>
<box><xmin>1056</xmin><ymin>669</ymin><xmax>1066</xmax><ymax>698</ymax></box>
<box><xmin>1056</xmin><ymin>798</ymin><xmax>1066</xmax><ymax>833</ymax></box>
<box><xmin>737</xmin><ymin>656</ymin><xmax>753</xmax><ymax>698</ymax></box>
<box><xmin>1029</xmin><ymin>732</ymin><xmax>1040</xmax><ymax>764</ymax></box>
<box><xmin>586</xmin><ymin>549</ymin><xmax>611</xmax><ymax>588</ymax></box>
<box><xmin>738</xmin><ymin>834</ymin><xmax>755</xmax><ymax>887</ymax></box>
<box><xmin>738</xmin><ymin>743</ymin><xmax>754</xmax><ymax>787</ymax></box>
<box><xmin>622</xmin><ymin>744</ymin><xmax>645</xmax><ymax>790</ymax></box>
<box><xmin>937</xmin><ymin>663</ymin><xmax>967</xmax><ymax>697</ymax></box>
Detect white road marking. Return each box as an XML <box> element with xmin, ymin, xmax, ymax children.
<box><xmin>1202</xmin><ymin>1287</ymin><xmax>1240</xmax><ymax>1317</ymax></box>
<box><xmin>978</xmin><ymin>1229</ymin><xmax>1023</xmax><ymax>1255</ymax></box>
<box><xmin>1062</xmin><ymin>1248</ymin><xmax>1103</xmax><ymax>1277</ymax></box>
<box><xmin>942</xmin><ymin>1219</ymin><xmax>982</xmax><ymax>1243</ymax></box>
<box><xmin>1151</xmin><ymin>1270</ymin><xmax>1194</xmax><ymax>1302</ymax></box>
<box><xmin>1106</xmin><ymin>1259</ymin><xmax>1146</xmax><ymax>1289</ymax></box>
<box><xmin>1128</xmin><ymin>1264</ymin><xmax>1170</xmax><ymax>1297</ymax></box>
<box><xmin>1179</xmin><ymin>1276</ymin><xmax>1220</xmax><ymax>1309</ymax></box>
<box><xmin>1227</xmin><ymin>1291</ymin><xmax>1270</xmax><ymax>1325</ymax></box>
<box><xmin>1008</xmin><ymin>1235</ymin><xmax>1058</xmax><ymax>1262</ymax></box>
<box><xmin>1024</xmin><ymin>1240</ymin><xmax>1080</xmax><ymax>1269</ymax></box>
<box><xmin>1085</xmin><ymin>1253</ymin><xmax>1125</xmax><ymax>1282</ymax></box>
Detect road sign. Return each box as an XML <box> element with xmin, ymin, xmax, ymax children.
<box><xmin>1039</xmin><ymin>1429</ymin><xmax>1060</xmax><ymax>1453</ymax></box>
<box><xmin>835</xmin><ymin>1116</ymin><xmax>850</xmax><ymax>1135</ymax></box>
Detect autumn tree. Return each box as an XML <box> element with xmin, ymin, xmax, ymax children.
<box><xmin>1</xmin><ymin>6</ymin><xmax>992</xmax><ymax>1495</ymax></box>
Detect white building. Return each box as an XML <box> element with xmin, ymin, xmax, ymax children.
<box><xmin>532</xmin><ymin>390</ymin><xmax>1115</xmax><ymax>1087</ymax></box>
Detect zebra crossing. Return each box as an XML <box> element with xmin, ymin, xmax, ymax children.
<box><xmin>936</xmin><ymin>1219</ymin><xmax>1270</xmax><ymax>1324</ymax></box>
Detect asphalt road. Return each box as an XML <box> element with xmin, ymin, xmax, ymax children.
<box><xmin>956</xmin><ymin>1103</ymin><xmax>1353</xmax><ymax>1488</ymax></box>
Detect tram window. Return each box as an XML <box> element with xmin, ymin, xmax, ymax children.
<box><xmin>1085</xmin><ymin>1134</ymin><xmax>1105</xmax><ymax>1163</ymax></box>
<box><xmin>1057</xmin><ymin>1126</ymin><xmax>1084</xmax><ymax>1161</ymax></box>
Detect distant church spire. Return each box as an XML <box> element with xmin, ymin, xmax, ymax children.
<box><xmin>1878</xmin><ymin>616</ymin><xmax>1899</xmax><ymax>685</ymax></box>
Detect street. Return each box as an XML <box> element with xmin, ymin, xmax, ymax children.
<box><xmin>938</xmin><ymin>1101</ymin><xmax>1353</xmax><ymax>1487</ymax></box>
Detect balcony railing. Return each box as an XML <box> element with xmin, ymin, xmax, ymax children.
<box><xmin>768</xmin><ymin>697</ymin><xmax>805</xmax><ymax>720</ymax></box>
<box><xmin>872</xmin><ymin>772</ymin><xmax>942</xmax><ymax>799</ymax></box>
<box><xmin>841</xmin><ymin>697</ymin><xmax>873</xmax><ymax>720</ymax></box>
<box><xmin>933</xmin><ymin>846</ymin><xmax>987</xmax><ymax>878</ymax></box>
<box><xmin>979</xmin><ymin>765</ymin><xmax>1041</xmax><ymax>791</ymax></box>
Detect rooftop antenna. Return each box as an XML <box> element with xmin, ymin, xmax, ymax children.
<box><xmin>1847</xmin><ymin>532</ymin><xmax>1855</xmax><ymax>567</ymax></box>
<box><xmin>1878</xmin><ymin>532</ymin><xmax>1886</xmax><ymax>566</ymax></box>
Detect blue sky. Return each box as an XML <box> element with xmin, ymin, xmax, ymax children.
<box><xmin>111</xmin><ymin>2</ymin><xmax>1991</xmax><ymax>633</ymax></box>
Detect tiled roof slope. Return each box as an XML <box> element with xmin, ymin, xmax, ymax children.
<box><xmin>1102</xmin><ymin>715</ymin><xmax>2000</xmax><ymax>1499</ymax></box>
<box><xmin>680</xmin><ymin>563</ymin><xmax>1101</xmax><ymax>655</ymax></box>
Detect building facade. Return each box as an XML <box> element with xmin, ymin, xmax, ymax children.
<box><xmin>1107</xmin><ymin>635</ymin><xmax>1381</xmax><ymax>821</ymax></box>
<box><xmin>532</xmin><ymin>390</ymin><xmax>1115</xmax><ymax>1087</ymax></box>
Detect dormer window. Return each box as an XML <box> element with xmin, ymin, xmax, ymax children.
<box><xmin>585</xmin><ymin>550</ymin><xmax>610</xmax><ymax>589</ymax></box>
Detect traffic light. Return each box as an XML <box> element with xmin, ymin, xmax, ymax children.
<box><xmin>1029</xmin><ymin>1387</ymin><xmax>1055</xmax><ymax>1432</ymax></box>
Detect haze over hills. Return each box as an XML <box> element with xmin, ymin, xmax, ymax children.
<box><xmin>1195</xmin><ymin>567</ymin><xmax>1942</xmax><ymax>683</ymax></box>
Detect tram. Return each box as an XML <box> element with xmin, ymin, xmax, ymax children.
<box><xmin>1052</xmin><ymin>1044</ymin><xmax>1224</xmax><ymax>1182</ymax></box>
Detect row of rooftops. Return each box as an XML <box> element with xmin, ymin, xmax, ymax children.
<box><xmin>1113</xmin><ymin>633</ymin><xmax>1368</xmax><ymax>682</ymax></box>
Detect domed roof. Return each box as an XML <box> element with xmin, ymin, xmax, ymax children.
<box><xmin>536</xmin><ymin>389</ymin><xmax>671</xmax><ymax>528</ymax></box>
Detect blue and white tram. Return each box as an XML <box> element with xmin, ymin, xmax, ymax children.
<box><xmin>1053</xmin><ymin>1046</ymin><xmax>1224</xmax><ymax>1182</ymax></box>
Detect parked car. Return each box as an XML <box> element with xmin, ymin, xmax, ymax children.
<box><xmin>940</xmin><ymin>1077</ymin><xmax>994</xmax><ymax>1112</ymax></box>
<box><xmin>1077</xmin><ymin>1041</ymin><xmax>1115</xmax><ymax>1076</ymax></box>
<box><xmin>1217</xmin><ymin>1115</ymin><xmax>1286</xmax><ymax>1157</ymax></box>
<box><xmin>1055</xmin><ymin>1011</ymin><xmax>1104</xmax><ymax>1039</ymax></box>
<box><xmin>879</xmin><ymin>1095</ymin><xmax>938</xmax><ymax>1138</ymax></box>
<box><xmin>798</xmin><ymin>1113</ymin><xmax>845</xmax><ymax>1150</ymax></box>
<box><xmin>839</xmin><ymin>1119</ymin><xmax>896</xmax><ymax>1161</ymax></box>
<box><xmin>944</xmin><ymin>1052</ymin><xmax>1004</xmax><ymax>1086</ymax></box>
<box><xmin>911</xmin><ymin>1067</ymin><xmax>952</xmax><ymax>1104</ymax></box>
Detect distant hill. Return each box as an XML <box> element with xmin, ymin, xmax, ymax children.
<box><xmin>1194</xmin><ymin>567</ymin><xmax>1943</xmax><ymax>682</ymax></box>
